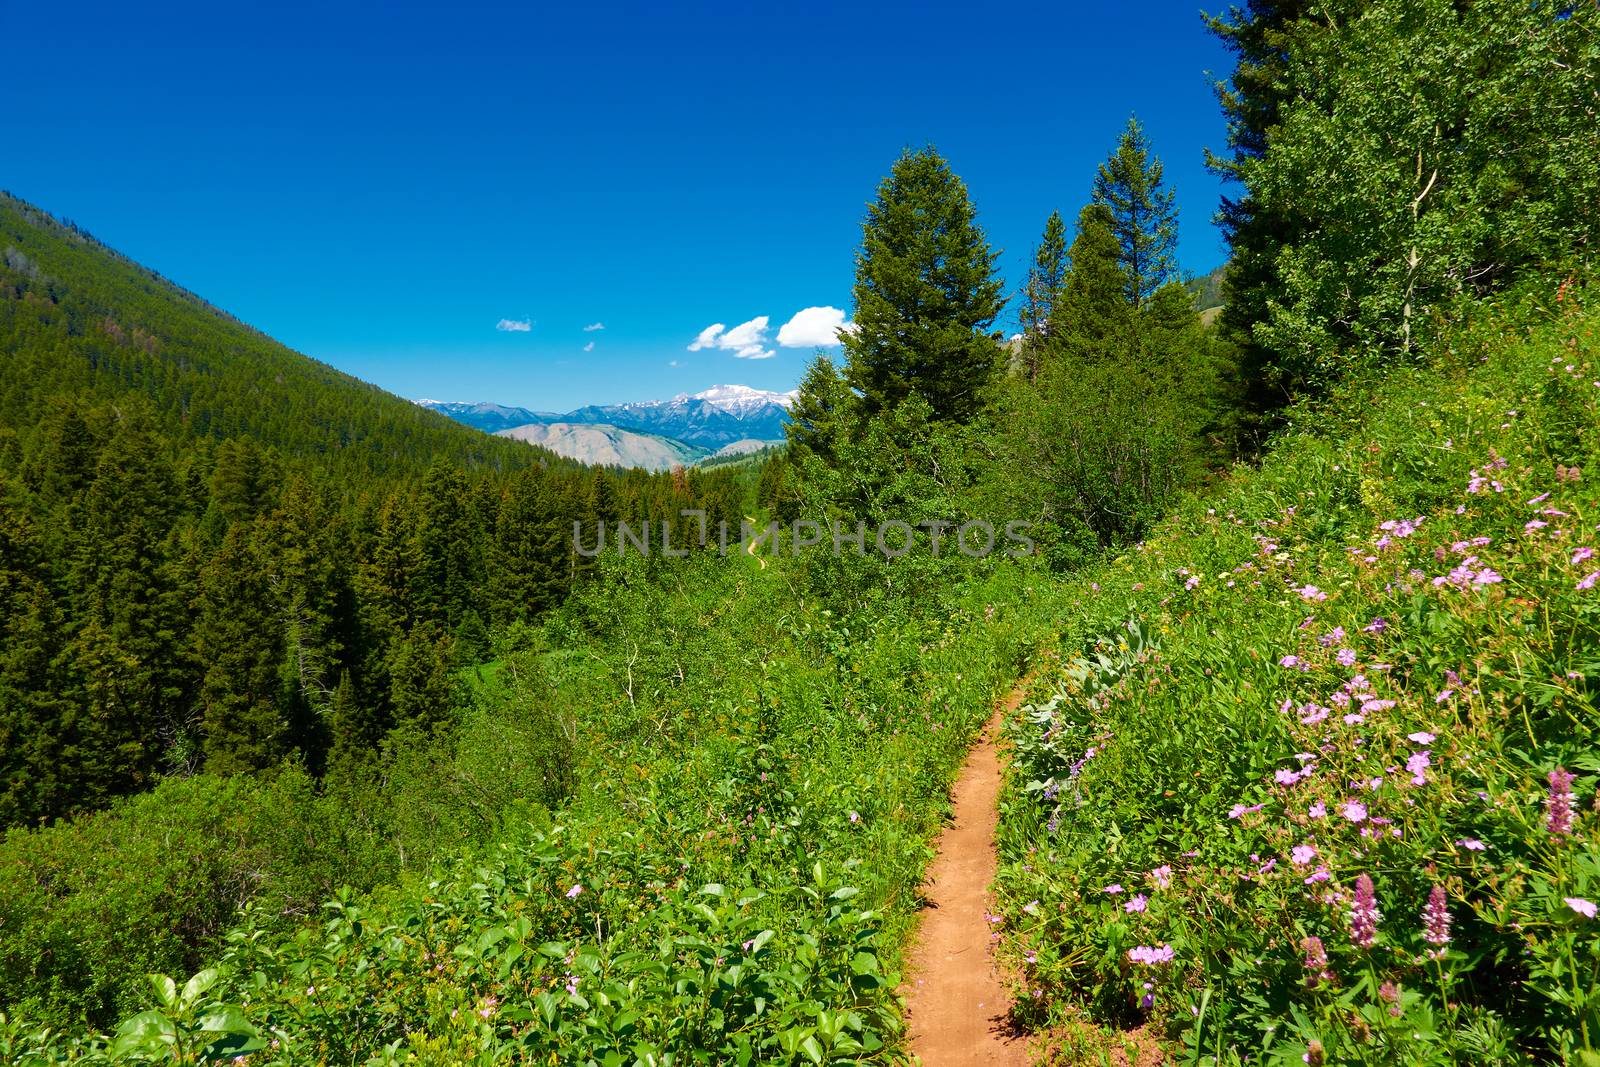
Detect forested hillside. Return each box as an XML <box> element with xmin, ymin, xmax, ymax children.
<box><xmin>1</xmin><ymin>0</ymin><xmax>1596</xmax><ymax>1063</ymax></box>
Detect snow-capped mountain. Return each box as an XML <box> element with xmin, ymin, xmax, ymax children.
<box><xmin>419</xmin><ymin>385</ymin><xmax>796</xmax><ymax>449</ymax></box>
<box><xmin>411</xmin><ymin>400</ymin><xmax>561</xmax><ymax>434</ymax></box>
<box><xmin>680</xmin><ymin>384</ymin><xmax>798</xmax><ymax>417</ymax></box>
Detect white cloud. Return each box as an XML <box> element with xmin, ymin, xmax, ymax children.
<box><xmin>686</xmin><ymin>315</ymin><xmax>775</xmax><ymax>359</ymax></box>
<box><xmin>669</xmin><ymin>359</ymin><xmax>680</xmax><ymax>367</ymax></box>
<box><xmin>496</xmin><ymin>318</ymin><xmax>533</xmax><ymax>332</ymax></box>
<box><xmin>777</xmin><ymin>306</ymin><xmax>852</xmax><ymax>348</ymax></box>
<box><xmin>688</xmin><ymin>323</ymin><xmax>725</xmax><ymax>350</ymax></box>
<box><xmin>583</xmin><ymin>322</ymin><xmax>605</xmax><ymax>332</ymax></box>
<box><xmin>583</xmin><ymin>341</ymin><xmax>595</xmax><ymax>352</ymax></box>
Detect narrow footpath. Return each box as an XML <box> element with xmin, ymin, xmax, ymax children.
<box><xmin>901</xmin><ymin>689</ymin><xmax>1031</xmax><ymax>1066</ymax></box>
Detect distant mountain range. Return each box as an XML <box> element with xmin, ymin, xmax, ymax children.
<box><xmin>416</xmin><ymin>384</ymin><xmax>796</xmax><ymax>471</ymax></box>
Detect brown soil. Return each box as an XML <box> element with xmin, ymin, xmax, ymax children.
<box><xmin>900</xmin><ymin>689</ymin><xmax>1032</xmax><ymax>1067</ymax></box>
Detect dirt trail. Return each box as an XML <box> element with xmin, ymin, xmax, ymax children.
<box><xmin>901</xmin><ymin>689</ymin><xmax>1031</xmax><ymax>1067</ymax></box>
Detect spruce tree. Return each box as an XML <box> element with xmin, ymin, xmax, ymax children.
<box><xmin>194</xmin><ymin>525</ymin><xmax>287</xmax><ymax>774</ymax></box>
<box><xmin>843</xmin><ymin>147</ymin><xmax>1005</xmax><ymax>423</ymax></box>
<box><xmin>785</xmin><ymin>353</ymin><xmax>855</xmax><ymax>463</ymax></box>
<box><xmin>0</xmin><ymin>479</ymin><xmax>68</xmax><ymax>825</ymax></box>
<box><xmin>491</xmin><ymin>468</ymin><xmax>568</xmax><ymax>624</ymax></box>
<box><xmin>1092</xmin><ymin>117</ymin><xmax>1179</xmax><ymax>308</ymax></box>
<box><xmin>1018</xmin><ymin>210</ymin><xmax>1068</xmax><ymax>379</ymax></box>
<box><xmin>1049</xmin><ymin>204</ymin><xmax>1133</xmax><ymax>365</ymax></box>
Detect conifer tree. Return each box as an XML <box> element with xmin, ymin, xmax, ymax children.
<box><xmin>194</xmin><ymin>525</ymin><xmax>287</xmax><ymax>774</ymax></box>
<box><xmin>1092</xmin><ymin>117</ymin><xmax>1179</xmax><ymax>308</ymax></box>
<box><xmin>1018</xmin><ymin>210</ymin><xmax>1068</xmax><ymax>379</ymax></box>
<box><xmin>1049</xmin><ymin>204</ymin><xmax>1133</xmax><ymax>365</ymax></box>
<box><xmin>414</xmin><ymin>462</ymin><xmax>480</xmax><ymax>630</ymax></box>
<box><xmin>785</xmin><ymin>354</ymin><xmax>855</xmax><ymax>463</ymax></box>
<box><xmin>386</xmin><ymin>622</ymin><xmax>458</xmax><ymax>738</ymax></box>
<box><xmin>63</xmin><ymin>418</ymin><xmax>191</xmax><ymax>800</ymax></box>
<box><xmin>0</xmin><ymin>479</ymin><xmax>68</xmax><ymax>824</ymax></box>
<box><xmin>491</xmin><ymin>468</ymin><xmax>568</xmax><ymax>623</ymax></box>
<box><xmin>843</xmin><ymin>147</ymin><xmax>1004</xmax><ymax>422</ymax></box>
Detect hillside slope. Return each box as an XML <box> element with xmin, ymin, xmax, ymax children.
<box><xmin>498</xmin><ymin>421</ymin><xmax>711</xmax><ymax>471</ymax></box>
<box><xmin>995</xmin><ymin>286</ymin><xmax>1600</xmax><ymax>1064</ymax></box>
<box><xmin>0</xmin><ymin>192</ymin><xmax>552</xmax><ymax>478</ymax></box>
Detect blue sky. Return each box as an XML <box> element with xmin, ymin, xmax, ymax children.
<box><xmin>8</xmin><ymin>1</ymin><xmax>1234</xmax><ymax>411</ymax></box>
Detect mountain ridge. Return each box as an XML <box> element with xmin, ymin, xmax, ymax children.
<box><xmin>417</xmin><ymin>384</ymin><xmax>796</xmax><ymax>462</ymax></box>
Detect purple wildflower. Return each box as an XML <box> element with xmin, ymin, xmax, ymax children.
<box><xmin>1456</xmin><ymin>838</ymin><xmax>1486</xmax><ymax>851</ymax></box>
<box><xmin>1363</xmin><ymin>617</ymin><xmax>1388</xmax><ymax>634</ymax></box>
<box><xmin>1127</xmin><ymin>944</ymin><xmax>1175</xmax><ymax>965</ymax></box>
<box><xmin>1406</xmin><ymin>751</ymin><xmax>1431</xmax><ymax>786</ymax></box>
<box><xmin>1349</xmin><ymin>873</ymin><xmax>1381</xmax><ymax>948</ymax></box>
<box><xmin>1547</xmin><ymin>768</ymin><xmax>1577</xmax><ymax>836</ymax></box>
<box><xmin>1342</xmin><ymin>801</ymin><xmax>1368</xmax><ymax>823</ymax></box>
<box><xmin>1301</xmin><ymin>936</ymin><xmax>1333</xmax><ymax>988</ymax></box>
<box><xmin>1573</xmin><ymin>547</ymin><xmax>1596</xmax><ymax>566</ymax></box>
<box><xmin>565</xmin><ymin>884</ymin><xmax>583</xmax><ymax>899</ymax></box>
<box><xmin>1566</xmin><ymin>897</ymin><xmax>1598</xmax><ymax>919</ymax></box>
<box><xmin>1423</xmin><ymin>885</ymin><xmax>1451</xmax><ymax>955</ymax></box>
<box><xmin>1579</xmin><ymin>571</ymin><xmax>1599</xmax><ymax>591</ymax></box>
<box><xmin>1125</xmin><ymin>894</ymin><xmax>1148</xmax><ymax>914</ymax></box>
<box><xmin>1148</xmin><ymin>865</ymin><xmax>1172</xmax><ymax>889</ymax></box>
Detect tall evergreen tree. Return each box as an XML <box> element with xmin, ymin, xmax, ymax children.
<box><xmin>62</xmin><ymin>418</ymin><xmax>191</xmax><ymax>803</ymax></box>
<box><xmin>491</xmin><ymin>467</ymin><xmax>568</xmax><ymax>624</ymax></box>
<box><xmin>842</xmin><ymin>147</ymin><xmax>1005</xmax><ymax>423</ymax></box>
<box><xmin>0</xmin><ymin>478</ymin><xmax>68</xmax><ymax>824</ymax></box>
<box><xmin>414</xmin><ymin>462</ymin><xmax>481</xmax><ymax>630</ymax></box>
<box><xmin>1048</xmin><ymin>204</ymin><xmax>1133</xmax><ymax>366</ymax></box>
<box><xmin>194</xmin><ymin>525</ymin><xmax>287</xmax><ymax>774</ymax></box>
<box><xmin>1017</xmin><ymin>210</ymin><xmax>1068</xmax><ymax>380</ymax></box>
<box><xmin>1091</xmin><ymin>117</ymin><xmax>1179</xmax><ymax>308</ymax></box>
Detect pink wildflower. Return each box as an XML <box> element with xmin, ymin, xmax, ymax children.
<box><xmin>1125</xmin><ymin>894</ymin><xmax>1148</xmax><ymax>914</ymax></box>
<box><xmin>1348</xmin><ymin>873</ymin><xmax>1381</xmax><ymax>948</ymax></box>
<box><xmin>1423</xmin><ymin>885</ymin><xmax>1451</xmax><ymax>955</ymax></box>
<box><xmin>1291</xmin><ymin>844</ymin><xmax>1317</xmax><ymax>866</ymax></box>
<box><xmin>1547</xmin><ymin>768</ymin><xmax>1577</xmax><ymax>836</ymax></box>
<box><xmin>1301</xmin><ymin>936</ymin><xmax>1333</xmax><ymax>987</ymax></box>
<box><xmin>1342</xmin><ymin>801</ymin><xmax>1368</xmax><ymax>823</ymax></box>
<box><xmin>1565</xmin><ymin>897</ymin><xmax>1598</xmax><ymax>919</ymax></box>
<box><xmin>1127</xmin><ymin>944</ymin><xmax>1175</xmax><ymax>965</ymax></box>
